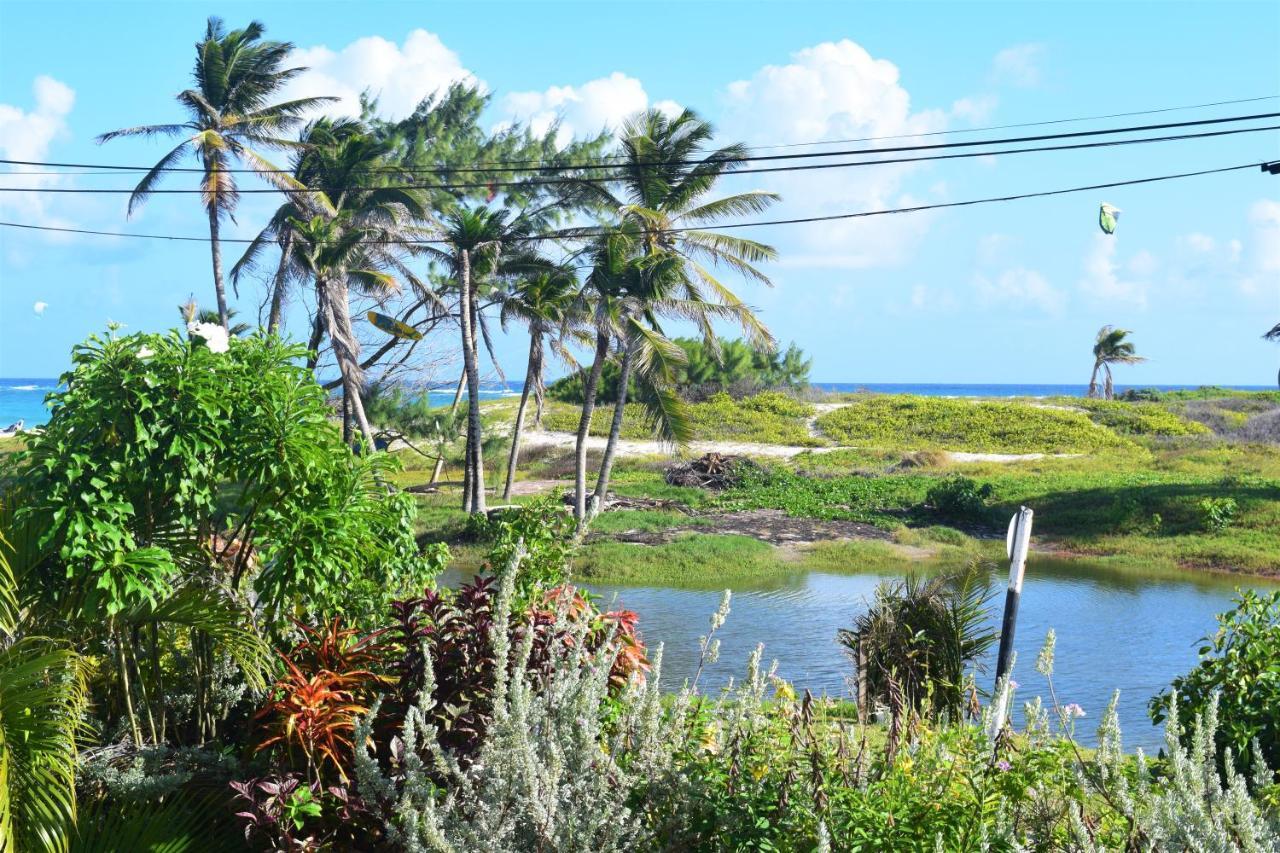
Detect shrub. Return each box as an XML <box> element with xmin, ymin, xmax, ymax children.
<box><xmin>1151</xmin><ymin>589</ymin><xmax>1280</xmax><ymax>774</ymax></box>
<box><xmin>1072</xmin><ymin>398</ymin><xmax>1212</xmax><ymax>437</ymax></box>
<box><xmin>1199</xmin><ymin>496</ymin><xmax>1239</xmax><ymax>532</ymax></box>
<box><xmin>815</xmin><ymin>395</ymin><xmax>1132</xmax><ymax>452</ymax></box>
<box><xmin>925</xmin><ymin>475</ymin><xmax>994</xmax><ymax>522</ymax></box>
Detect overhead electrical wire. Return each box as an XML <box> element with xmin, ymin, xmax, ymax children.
<box><xmin>1</xmin><ymin>110</ymin><xmax>1276</xmax><ymax>177</ymax></box>
<box><xmin>0</xmin><ymin>161</ymin><xmax>1264</xmax><ymax>246</ymax></box>
<box><xmin>1</xmin><ymin>124</ymin><xmax>1276</xmax><ymax>196</ymax></box>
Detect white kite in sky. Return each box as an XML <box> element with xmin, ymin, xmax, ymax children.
<box><xmin>33</xmin><ymin>301</ymin><xmax>47</xmax><ymax>317</ymax></box>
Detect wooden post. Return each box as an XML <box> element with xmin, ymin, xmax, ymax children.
<box><xmin>992</xmin><ymin>506</ymin><xmax>1033</xmax><ymax>733</ymax></box>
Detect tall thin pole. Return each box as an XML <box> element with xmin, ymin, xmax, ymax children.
<box><xmin>992</xmin><ymin>506</ymin><xmax>1033</xmax><ymax>732</ymax></box>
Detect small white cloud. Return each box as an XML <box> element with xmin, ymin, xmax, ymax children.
<box><xmin>283</xmin><ymin>30</ymin><xmax>478</xmax><ymax>121</ymax></box>
<box><xmin>33</xmin><ymin>300</ymin><xmax>47</xmax><ymax>316</ymax></box>
<box><xmin>499</xmin><ymin>72</ymin><xmax>661</xmax><ymax>145</ymax></box>
<box><xmin>1078</xmin><ymin>235</ymin><xmax>1149</xmax><ymax>307</ymax></box>
<box><xmin>1248</xmin><ymin>199</ymin><xmax>1280</xmax><ymax>273</ymax></box>
<box><xmin>1128</xmin><ymin>249</ymin><xmax>1158</xmax><ymax>277</ymax></box>
<box><xmin>977</xmin><ymin>233</ymin><xmax>1014</xmax><ymax>265</ymax></box>
<box><xmin>975</xmin><ymin>267</ymin><xmax>1065</xmax><ymax>314</ymax></box>
<box><xmin>951</xmin><ymin>94</ymin><xmax>998</xmax><ymax>124</ymax></box>
<box><xmin>992</xmin><ymin>43</ymin><xmax>1045</xmax><ymax>88</ymax></box>
<box><xmin>1180</xmin><ymin>232</ymin><xmax>1216</xmax><ymax>253</ymax></box>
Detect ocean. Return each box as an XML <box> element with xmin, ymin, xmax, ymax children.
<box><xmin>1</xmin><ymin>379</ymin><xmax>1273</xmax><ymax>429</ymax></box>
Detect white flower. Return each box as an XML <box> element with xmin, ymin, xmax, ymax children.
<box><xmin>136</xmin><ymin>345</ymin><xmax>155</xmax><ymax>359</ymax></box>
<box><xmin>187</xmin><ymin>321</ymin><xmax>230</xmax><ymax>354</ymax></box>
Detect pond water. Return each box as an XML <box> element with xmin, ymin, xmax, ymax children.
<box><xmin>569</xmin><ymin>556</ymin><xmax>1274</xmax><ymax>753</ymax></box>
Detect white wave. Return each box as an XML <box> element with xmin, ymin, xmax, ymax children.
<box><xmin>8</xmin><ymin>385</ymin><xmax>42</xmax><ymax>391</ymax></box>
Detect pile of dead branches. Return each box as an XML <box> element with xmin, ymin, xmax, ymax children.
<box><xmin>664</xmin><ymin>452</ymin><xmax>759</xmax><ymax>489</ymax></box>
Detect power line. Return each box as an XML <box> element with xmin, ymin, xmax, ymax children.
<box><xmin>0</xmin><ymin>161</ymin><xmax>1263</xmax><ymax>245</ymax></box>
<box><xmin>2</xmin><ymin>124</ymin><xmax>1276</xmax><ymax>196</ymax></box>
<box><xmin>3</xmin><ymin>110</ymin><xmax>1277</xmax><ymax>177</ymax></box>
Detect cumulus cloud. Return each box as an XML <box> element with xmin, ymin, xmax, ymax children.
<box><xmin>1078</xmin><ymin>235</ymin><xmax>1150</xmax><ymax>307</ymax></box>
<box><xmin>717</xmin><ymin>39</ymin><xmax>948</xmax><ymax>270</ymax></box>
<box><xmin>0</xmin><ymin>75</ymin><xmax>76</xmax><ymax>228</ymax></box>
<box><xmin>499</xmin><ymin>72</ymin><xmax>672</xmax><ymax>145</ymax></box>
<box><xmin>975</xmin><ymin>267</ymin><xmax>1065</xmax><ymax>314</ymax></box>
<box><xmin>283</xmin><ymin>30</ymin><xmax>478</xmax><ymax>120</ymax></box>
<box><xmin>951</xmin><ymin>94</ymin><xmax>998</xmax><ymax>124</ymax></box>
<box><xmin>1248</xmin><ymin>199</ymin><xmax>1280</xmax><ymax>273</ymax></box>
<box><xmin>991</xmin><ymin>43</ymin><xmax>1045</xmax><ymax>88</ymax></box>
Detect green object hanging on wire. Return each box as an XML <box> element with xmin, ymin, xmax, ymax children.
<box><xmin>1099</xmin><ymin>202</ymin><xmax>1121</xmax><ymax>235</ymax></box>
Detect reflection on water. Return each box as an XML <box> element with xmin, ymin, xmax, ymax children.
<box><xmin>582</xmin><ymin>556</ymin><xmax>1273</xmax><ymax>753</ymax></box>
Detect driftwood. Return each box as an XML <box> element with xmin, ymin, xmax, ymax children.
<box><xmin>664</xmin><ymin>452</ymin><xmax>759</xmax><ymax>490</ymax></box>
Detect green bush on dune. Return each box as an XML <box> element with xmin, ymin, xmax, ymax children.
<box><xmin>815</xmin><ymin>395</ymin><xmax>1134</xmax><ymax>453</ymax></box>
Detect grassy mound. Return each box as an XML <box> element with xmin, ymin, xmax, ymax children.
<box><xmin>1064</xmin><ymin>398</ymin><xmax>1211</xmax><ymax>437</ymax></box>
<box><xmin>815</xmin><ymin>395</ymin><xmax>1132</xmax><ymax>453</ymax></box>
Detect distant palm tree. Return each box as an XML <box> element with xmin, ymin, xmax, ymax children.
<box><xmin>1088</xmin><ymin>325</ymin><xmax>1146</xmax><ymax>399</ymax></box>
<box><xmin>97</xmin><ymin>17</ymin><xmax>334</xmax><ymax>327</ymax></box>
<box><xmin>1265</xmin><ymin>323</ymin><xmax>1280</xmax><ymax>342</ymax></box>
<box><xmin>498</xmin><ymin>266</ymin><xmax>582</xmax><ymax>500</ymax></box>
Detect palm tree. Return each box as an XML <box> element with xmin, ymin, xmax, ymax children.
<box><xmin>97</xmin><ymin>17</ymin><xmax>334</xmax><ymax>327</ymax></box>
<box><xmin>567</xmin><ymin>108</ymin><xmax>781</xmax><ymax>522</ymax></box>
<box><xmin>235</xmin><ymin>119</ymin><xmax>431</xmax><ymax>448</ymax></box>
<box><xmin>1088</xmin><ymin>325</ymin><xmax>1147</xmax><ymax>399</ymax></box>
<box><xmin>1264</xmin><ymin>323</ymin><xmax>1280</xmax><ymax>342</ymax></box>
<box><xmin>498</xmin><ymin>267</ymin><xmax>582</xmax><ymax>500</ymax></box>
<box><xmin>421</xmin><ymin>206</ymin><xmax>543</xmax><ymax>514</ymax></box>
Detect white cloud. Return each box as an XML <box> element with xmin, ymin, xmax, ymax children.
<box><xmin>1127</xmin><ymin>249</ymin><xmax>1158</xmax><ymax>277</ymax></box>
<box><xmin>1180</xmin><ymin>232</ymin><xmax>1216</xmax><ymax>254</ymax></box>
<box><xmin>1248</xmin><ymin>199</ymin><xmax>1280</xmax><ymax>273</ymax></box>
<box><xmin>0</xmin><ymin>75</ymin><xmax>76</xmax><ymax>229</ymax></box>
<box><xmin>951</xmin><ymin>94</ymin><xmax>998</xmax><ymax>124</ymax></box>
<box><xmin>991</xmin><ymin>44</ymin><xmax>1045</xmax><ymax>88</ymax></box>
<box><xmin>1078</xmin><ymin>235</ymin><xmax>1149</xmax><ymax>307</ymax></box>
<box><xmin>718</xmin><ymin>39</ymin><xmax>947</xmax><ymax>270</ymax></box>
<box><xmin>283</xmin><ymin>30</ymin><xmax>478</xmax><ymax>120</ymax></box>
<box><xmin>975</xmin><ymin>267</ymin><xmax>1065</xmax><ymax>314</ymax></box>
<box><xmin>499</xmin><ymin>72</ymin><xmax>660</xmax><ymax>145</ymax></box>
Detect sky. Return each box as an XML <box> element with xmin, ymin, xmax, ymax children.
<box><xmin>0</xmin><ymin>0</ymin><xmax>1277</xmax><ymax>384</ymax></box>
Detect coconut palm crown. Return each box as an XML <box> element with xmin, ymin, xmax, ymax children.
<box><xmin>1088</xmin><ymin>325</ymin><xmax>1147</xmax><ymax>399</ymax></box>
<box><xmin>97</xmin><ymin>17</ymin><xmax>335</xmax><ymax>326</ymax></box>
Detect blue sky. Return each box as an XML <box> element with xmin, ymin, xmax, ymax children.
<box><xmin>1</xmin><ymin>0</ymin><xmax>1277</xmax><ymax>383</ymax></box>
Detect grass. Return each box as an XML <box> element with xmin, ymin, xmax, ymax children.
<box><xmin>815</xmin><ymin>395</ymin><xmax>1133</xmax><ymax>453</ymax></box>
<box><xmin>572</xmin><ymin>533</ymin><xmax>802</xmax><ymax>588</ymax></box>
<box><xmin>1060</xmin><ymin>398</ymin><xmax>1211</xmax><ymax>437</ymax></box>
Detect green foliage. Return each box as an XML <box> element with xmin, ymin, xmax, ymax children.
<box><xmin>1069</xmin><ymin>398</ymin><xmax>1211</xmax><ymax>437</ymax></box>
<box><xmin>1151</xmin><ymin>589</ymin><xmax>1280</xmax><ymax>773</ymax></box>
<box><xmin>548</xmin><ymin>337</ymin><xmax>810</xmax><ymax>403</ymax></box>
<box><xmin>839</xmin><ymin>567</ymin><xmax>998</xmax><ymax>723</ymax></box>
<box><xmin>1200</xmin><ymin>496</ymin><xmax>1240</xmax><ymax>532</ymax></box>
<box><xmin>925</xmin><ymin>476</ymin><xmax>995</xmax><ymax>522</ymax></box>
<box><xmin>816</xmin><ymin>395</ymin><xmax>1132</xmax><ymax>453</ymax></box>
<box><xmin>14</xmin><ymin>329</ymin><xmax>427</xmax><ymax>628</ymax></box>
<box><xmin>71</xmin><ymin>789</ymin><xmax>246</xmax><ymax>853</ymax></box>
<box><xmin>476</xmin><ymin>495</ymin><xmax>576</xmax><ymax>596</ymax></box>
<box><xmin>540</xmin><ymin>391</ymin><xmax>820</xmax><ymax>446</ymax></box>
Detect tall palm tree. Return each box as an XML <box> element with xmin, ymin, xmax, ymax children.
<box><xmin>421</xmin><ymin>206</ymin><xmax>543</xmax><ymax>514</ymax></box>
<box><xmin>1265</xmin><ymin>324</ymin><xmax>1280</xmax><ymax>389</ymax></box>
<box><xmin>567</xmin><ymin>108</ymin><xmax>781</xmax><ymax>522</ymax></box>
<box><xmin>235</xmin><ymin>119</ymin><xmax>430</xmax><ymax>448</ymax></box>
<box><xmin>97</xmin><ymin>17</ymin><xmax>334</xmax><ymax>327</ymax></box>
<box><xmin>498</xmin><ymin>266</ymin><xmax>582</xmax><ymax>500</ymax></box>
<box><xmin>1088</xmin><ymin>325</ymin><xmax>1147</xmax><ymax>399</ymax></box>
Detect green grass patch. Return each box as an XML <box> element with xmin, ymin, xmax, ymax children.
<box><xmin>815</xmin><ymin>395</ymin><xmax>1133</xmax><ymax>453</ymax></box>
<box><xmin>572</xmin><ymin>534</ymin><xmax>800</xmax><ymax>588</ymax></box>
<box><xmin>587</xmin><ymin>509</ymin><xmax>711</xmax><ymax>535</ymax></box>
<box><xmin>1058</xmin><ymin>398</ymin><xmax>1211</xmax><ymax>437</ymax></box>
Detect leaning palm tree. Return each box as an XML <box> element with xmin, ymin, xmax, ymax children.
<box><xmin>498</xmin><ymin>266</ymin><xmax>583</xmax><ymax>500</ymax></box>
<box><xmin>1265</xmin><ymin>323</ymin><xmax>1280</xmax><ymax>342</ymax></box>
<box><xmin>97</xmin><ymin>17</ymin><xmax>334</xmax><ymax>327</ymax></box>
<box><xmin>565</xmin><ymin>108</ymin><xmax>781</xmax><ymax>522</ymax></box>
<box><xmin>1088</xmin><ymin>325</ymin><xmax>1147</xmax><ymax>399</ymax></box>
<box><xmin>236</xmin><ymin>120</ymin><xmax>430</xmax><ymax>448</ymax></box>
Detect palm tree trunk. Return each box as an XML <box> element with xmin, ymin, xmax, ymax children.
<box><xmin>206</xmin><ymin>204</ymin><xmax>230</xmax><ymax>328</ymax></box>
<box><xmin>266</xmin><ymin>232</ymin><xmax>293</xmax><ymax>335</ymax></box>
<box><xmin>305</xmin><ymin>309</ymin><xmax>324</xmax><ymax>371</ymax></box>
<box><xmin>458</xmin><ymin>249</ymin><xmax>486</xmax><ymax>514</ymax></box>
<box><xmin>503</xmin><ymin>332</ymin><xmax>541</xmax><ymax>500</ymax></box>
<box><xmin>1087</xmin><ymin>361</ymin><xmax>1101</xmax><ymax>398</ymax></box>
<box><xmin>320</xmin><ymin>278</ymin><xmax>375</xmax><ymax>449</ymax></box>
<box><xmin>574</xmin><ymin>329</ymin><xmax>612</xmax><ymax>521</ymax></box>
<box><xmin>589</xmin><ymin>337</ymin><xmax>634</xmax><ymax>521</ymax></box>
<box><xmin>1104</xmin><ymin>365</ymin><xmax>1115</xmax><ymax>400</ymax></box>
<box><xmin>429</xmin><ymin>371</ymin><xmax>467</xmax><ymax>486</ymax></box>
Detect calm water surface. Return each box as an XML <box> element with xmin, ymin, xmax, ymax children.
<box><xmin>563</xmin><ymin>557</ymin><xmax>1272</xmax><ymax>753</ymax></box>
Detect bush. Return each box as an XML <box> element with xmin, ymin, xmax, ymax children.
<box><xmin>1150</xmin><ymin>589</ymin><xmax>1280</xmax><ymax>774</ymax></box>
<box><xmin>815</xmin><ymin>395</ymin><xmax>1132</xmax><ymax>453</ymax></box>
<box><xmin>925</xmin><ymin>476</ymin><xmax>994</xmax><ymax>522</ymax></box>
<box><xmin>1071</xmin><ymin>398</ymin><xmax>1212</xmax><ymax>437</ymax></box>
<box><xmin>1199</xmin><ymin>496</ymin><xmax>1239</xmax><ymax>532</ymax></box>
